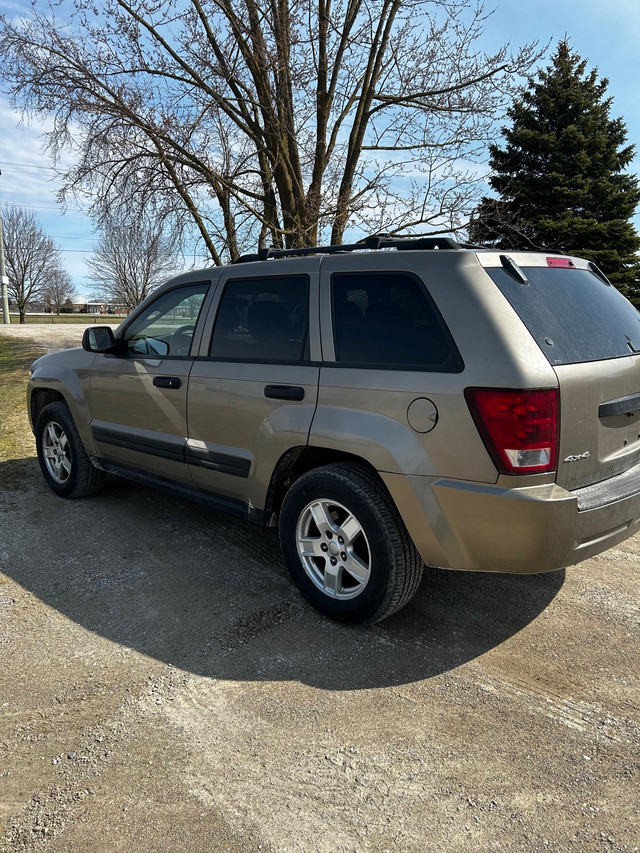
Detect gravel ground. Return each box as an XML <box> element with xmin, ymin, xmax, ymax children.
<box><xmin>0</xmin><ymin>326</ymin><xmax>639</xmax><ymax>852</ymax></box>
<box><xmin>0</xmin><ymin>324</ymin><xmax>114</xmax><ymax>351</ymax></box>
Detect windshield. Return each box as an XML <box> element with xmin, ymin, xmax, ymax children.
<box><xmin>487</xmin><ymin>266</ymin><xmax>640</xmax><ymax>366</ymax></box>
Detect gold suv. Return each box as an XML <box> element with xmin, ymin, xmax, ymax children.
<box><xmin>28</xmin><ymin>237</ymin><xmax>640</xmax><ymax>622</ymax></box>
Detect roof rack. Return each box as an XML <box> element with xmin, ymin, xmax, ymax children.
<box><xmin>233</xmin><ymin>234</ymin><xmax>463</xmax><ymax>263</ymax></box>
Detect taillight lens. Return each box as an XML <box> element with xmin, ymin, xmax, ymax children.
<box><xmin>465</xmin><ymin>388</ymin><xmax>559</xmax><ymax>474</ymax></box>
<box><xmin>546</xmin><ymin>257</ymin><xmax>575</xmax><ymax>268</ymax></box>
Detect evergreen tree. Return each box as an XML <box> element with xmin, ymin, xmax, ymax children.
<box><xmin>469</xmin><ymin>40</ymin><xmax>640</xmax><ymax>297</ymax></box>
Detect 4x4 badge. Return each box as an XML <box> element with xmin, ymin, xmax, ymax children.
<box><xmin>564</xmin><ymin>451</ymin><xmax>591</xmax><ymax>463</ymax></box>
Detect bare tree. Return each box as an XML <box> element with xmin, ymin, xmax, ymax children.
<box><xmin>86</xmin><ymin>217</ymin><xmax>178</xmax><ymax>310</ymax></box>
<box><xmin>0</xmin><ymin>0</ymin><xmax>541</xmax><ymax>260</ymax></box>
<box><xmin>1</xmin><ymin>205</ymin><xmax>68</xmax><ymax>323</ymax></box>
<box><xmin>45</xmin><ymin>268</ymin><xmax>76</xmax><ymax>314</ymax></box>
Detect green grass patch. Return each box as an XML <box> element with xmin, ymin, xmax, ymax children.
<box><xmin>0</xmin><ymin>337</ymin><xmax>39</xmax><ymax>474</ymax></box>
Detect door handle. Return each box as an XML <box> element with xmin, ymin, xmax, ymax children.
<box><xmin>264</xmin><ymin>384</ymin><xmax>305</xmax><ymax>401</ymax></box>
<box><xmin>153</xmin><ymin>376</ymin><xmax>181</xmax><ymax>389</ymax></box>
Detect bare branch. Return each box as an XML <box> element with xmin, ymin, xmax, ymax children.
<box><xmin>1</xmin><ymin>204</ymin><xmax>69</xmax><ymax>322</ymax></box>
<box><xmin>0</xmin><ymin>0</ymin><xmax>542</xmax><ymax>256</ymax></box>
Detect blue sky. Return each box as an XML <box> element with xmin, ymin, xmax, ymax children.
<box><xmin>0</xmin><ymin>0</ymin><xmax>639</xmax><ymax>294</ymax></box>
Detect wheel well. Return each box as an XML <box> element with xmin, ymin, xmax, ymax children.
<box><xmin>263</xmin><ymin>447</ymin><xmax>380</xmax><ymax>526</ymax></box>
<box><xmin>31</xmin><ymin>389</ymin><xmax>66</xmax><ymax>427</ymax></box>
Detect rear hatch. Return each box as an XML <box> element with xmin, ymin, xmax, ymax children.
<box><xmin>482</xmin><ymin>255</ymin><xmax>640</xmax><ymax>491</ymax></box>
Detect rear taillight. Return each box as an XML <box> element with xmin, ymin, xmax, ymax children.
<box><xmin>465</xmin><ymin>388</ymin><xmax>559</xmax><ymax>475</ymax></box>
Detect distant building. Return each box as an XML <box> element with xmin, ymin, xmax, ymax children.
<box><xmin>76</xmin><ymin>298</ymin><xmax>128</xmax><ymax>315</ymax></box>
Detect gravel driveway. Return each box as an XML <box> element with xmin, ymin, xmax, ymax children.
<box><xmin>0</xmin><ymin>325</ymin><xmax>638</xmax><ymax>852</ymax></box>
<box><xmin>0</xmin><ymin>323</ymin><xmax>114</xmax><ymax>351</ymax></box>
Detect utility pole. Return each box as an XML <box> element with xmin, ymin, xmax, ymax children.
<box><xmin>0</xmin><ymin>170</ymin><xmax>10</xmax><ymax>323</ymax></box>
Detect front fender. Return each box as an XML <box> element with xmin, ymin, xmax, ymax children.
<box><xmin>28</xmin><ymin>348</ymin><xmax>97</xmax><ymax>456</ymax></box>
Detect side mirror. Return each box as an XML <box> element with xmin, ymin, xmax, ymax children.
<box><xmin>82</xmin><ymin>326</ymin><xmax>118</xmax><ymax>353</ymax></box>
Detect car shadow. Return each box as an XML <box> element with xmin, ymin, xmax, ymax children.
<box><xmin>1</xmin><ymin>459</ymin><xmax>565</xmax><ymax>690</ymax></box>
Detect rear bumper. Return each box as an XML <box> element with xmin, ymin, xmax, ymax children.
<box><xmin>381</xmin><ymin>468</ymin><xmax>640</xmax><ymax>573</ymax></box>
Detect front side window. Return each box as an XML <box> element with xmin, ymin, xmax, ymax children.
<box><xmin>331</xmin><ymin>272</ymin><xmax>462</xmax><ymax>371</ymax></box>
<box><xmin>124</xmin><ymin>283</ymin><xmax>209</xmax><ymax>357</ymax></box>
<box><xmin>209</xmin><ymin>276</ymin><xmax>309</xmax><ymax>361</ymax></box>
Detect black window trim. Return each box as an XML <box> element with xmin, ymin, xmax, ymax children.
<box><xmin>198</xmin><ymin>356</ymin><xmax>320</xmax><ymax>367</ymax></box>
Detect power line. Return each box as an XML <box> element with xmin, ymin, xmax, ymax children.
<box><xmin>54</xmin><ymin>248</ymin><xmax>95</xmax><ymax>254</ymax></box>
<box><xmin>7</xmin><ymin>244</ymin><xmax>211</xmax><ymax>259</ymax></box>
<box><xmin>0</xmin><ymin>160</ymin><xmax>56</xmax><ymax>171</ymax></box>
<box><xmin>49</xmin><ymin>235</ymin><xmax>96</xmax><ymax>242</ymax></box>
<box><xmin>1</xmin><ymin>201</ymin><xmax>89</xmax><ymax>213</ymax></box>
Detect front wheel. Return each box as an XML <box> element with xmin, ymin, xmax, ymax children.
<box><xmin>279</xmin><ymin>463</ymin><xmax>424</xmax><ymax>623</ymax></box>
<box><xmin>35</xmin><ymin>402</ymin><xmax>106</xmax><ymax>499</ymax></box>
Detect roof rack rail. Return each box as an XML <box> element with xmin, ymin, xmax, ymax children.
<box><xmin>233</xmin><ymin>234</ymin><xmax>462</xmax><ymax>263</ymax></box>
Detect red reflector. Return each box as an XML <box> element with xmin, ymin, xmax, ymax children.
<box><xmin>465</xmin><ymin>388</ymin><xmax>559</xmax><ymax>475</ymax></box>
<box><xmin>546</xmin><ymin>257</ymin><xmax>574</xmax><ymax>268</ymax></box>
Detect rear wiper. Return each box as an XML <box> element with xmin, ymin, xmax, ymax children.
<box><xmin>500</xmin><ymin>254</ymin><xmax>528</xmax><ymax>285</ymax></box>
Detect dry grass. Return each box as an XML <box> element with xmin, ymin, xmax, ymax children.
<box><xmin>8</xmin><ymin>313</ymin><xmax>126</xmax><ymax>325</ymax></box>
<box><xmin>0</xmin><ymin>337</ymin><xmax>39</xmax><ymax>485</ymax></box>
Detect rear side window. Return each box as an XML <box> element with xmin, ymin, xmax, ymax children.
<box><xmin>488</xmin><ymin>266</ymin><xmax>640</xmax><ymax>365</ymax></box>
<box><xmin>209</xmin><ymin>275</ymin><xmax>308</xmax><ymax>362</ymax></box>
<box><xmin>331</xmin><ymin>272</ymin><xmax>463</xmax><ymax>371</ymax></box>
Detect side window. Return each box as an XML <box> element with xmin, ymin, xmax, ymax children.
<box><xmin>124</xmin><ymin>283</ymin><xmax>209</xmax><ymax>357</ymax></box>
<box><xmin>209</xmin><ymin>276</ymin><xmax>309</xmax><ymax>362</ymax></box>
<box><xmin>332</xmin><ymin>272</ymin><xmax>463</xmax><ymax>371</ymax></box>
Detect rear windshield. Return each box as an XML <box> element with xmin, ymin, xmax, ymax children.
<box><xmin>487</xmin><ymin>266</ymin><xmax>640</xmax><ymax>365</ymax></box>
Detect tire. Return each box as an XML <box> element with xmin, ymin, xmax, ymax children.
<box><xmin>35</xmin><ymin>401</ymin><xmax>107</xmax><ymax>499</ymax></box>
<box><xmin>279</xmin><ymin>463</ymin><xmax>424</xmax><ymax>624</ymax></box>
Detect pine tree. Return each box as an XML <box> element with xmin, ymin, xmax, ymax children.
<box><xmin>469</xmin><ymin>40</ymin><xmax>640</xmax><ymax>297</ymax></box>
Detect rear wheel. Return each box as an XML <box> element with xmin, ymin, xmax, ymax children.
<box><xmin>35</xmin><ymin>402</ymin><xmax>106</xmax><ymax>499</ymax></box>
<box><xmin>279</xmin><ymin>463</ymin><xmax>424</xmax><ymax>623</ymax></box>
